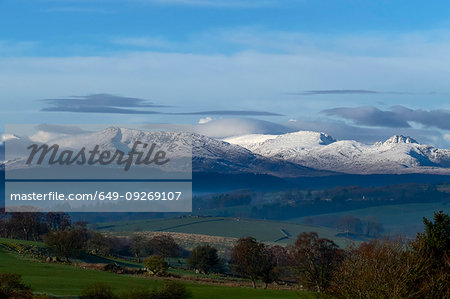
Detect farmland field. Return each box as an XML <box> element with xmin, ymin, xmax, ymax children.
<box><xmin>290</xmin><ymin>202</ymin><xmax>449</xmax><ymax>237</ymax></box>
<box><xmin>95</xmin><ymin>216</ymin><xmax>349</xmax><ymax>246</ymax></box>
<box><xmin>0</xmin><ymin>239</ymin><xmax>313</xmax><ymax>298</ymax></box>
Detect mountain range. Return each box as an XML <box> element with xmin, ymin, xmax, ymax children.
<box><xmin>224</xmin><ymin>131</ymin><xmax>450</xmax><ymax>175</ymax></box>
<box><xmin>2</xmin><ymin>127</ymin><xmax>450</xmax><ymax>177</ymax></box>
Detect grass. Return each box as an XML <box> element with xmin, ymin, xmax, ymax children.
<box><xmin>290</xmin><ymin>202</ymin><xmax>449</xmax><ymax>237</ymax></box>
<box><xmin>0</xmin><ymin>239</ymin><xmax>313</xmax><ymax>298</ymax></box>
<box><xmin>95</xmin><ymin>216</ymin><xmax>348</xmax><ymax>246</ymax></box>
<box><xmin>0</xmin><ymin>247</ymin><xmax>160</xmax><ymax>296</ymax></box>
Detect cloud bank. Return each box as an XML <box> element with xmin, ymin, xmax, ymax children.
<box><xmin>194</xmin><ymin>118</ymin><xmax>291</xmax><ymax>138</ymax></box>
<box><xmin>41</xmin><ymin>93</ymin><xmax>281</xmax><ymax>116</ymax></box>
<box><xmin>290</xmin><ymin>90</ymin><xmax>437</xmax><ymax>96</ymax></box>
<box><xmin>41</xmin><ymin>93</ymin><xmax>167</xmax><ymax>114</ymax></box>
<box><xmin>193</xmin><ymin>117</ymin><xmax>450</xmax><ymax>148</ymax></box>
<box><xmin>323</xmin><ymin>106</ymin><xmax>450</xmax><ymax>130</ymax></box>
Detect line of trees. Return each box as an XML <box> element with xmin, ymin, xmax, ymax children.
<box><xmin>0</xmin><ymin>209</ymin><xmax>186</xmax><ymax>263</ymax></box>
<box><xmin>47</xmin><ymin>231</ymin><xmax>185</xmax><ymax>263</ymax></box>
<box><xmin>227</xmin><ymin>233</ymin><xmax>342</xmax><ymax>290</ymax></box>
<box><xmin>247</xmin><ymin>184</ymin><xmax>448</xmax><ymax>220</ymax></box>
<box><xmin>181</xmin><ymin>211</ymin><xmax>448</xmax><ymax>297</ymax></box>
<box><xmin>223</xmin><ymin>211</ymin><xmax>449</xmax><ymax>298</ymax></box>
<box><xmin>0</xmin><ymin>210</ymin><xmax>71</xmax><ymax>241</ymax></box>
<box><xmin>129</xmin><ymin>234</ymin><xmax>184</xmax><ymax>262</ymax></box>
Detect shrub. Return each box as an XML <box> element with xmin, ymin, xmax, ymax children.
<box><xmin>329</xmin><ymin>238</ymin><xmax>408</xmax><ymax>298</ymax></box>
<box><xmin>0</xmin><ymin>273</ymin><xmax>33</xmax><ymax>299</ymax></box>
<box><xmin>81</xmin><ymin>282</ymin><xmax>116</xmax><ymax>299</ymax></box>
<box><xmin>143</xmin><ymin>255</ymin><xmax>168</xmax><ymax>276</ymax></box>
<box><xmin>329</xmin><ymin>211</ymin><xmax>450</xmax><ymax>298</ymax></box>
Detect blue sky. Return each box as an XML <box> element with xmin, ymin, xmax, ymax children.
<box><xmin>1</xmin><ymin>0</ymin><xmax>450</xmax><ymax>147</ymax></box>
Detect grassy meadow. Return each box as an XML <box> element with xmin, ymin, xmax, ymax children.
<box><xmin>95</xmin><ymin>216</ymin><xmax>349</xmax><ymax>246</ymax></box>
<box><xmin>290</xmin><ymin>202</ymin><xmax>449</xmax><ymax>237</ymax></box>
<box><xmin>0</xmin><ymin>238</ymin><xmax>313</xmax><ymax>298</ymax></box>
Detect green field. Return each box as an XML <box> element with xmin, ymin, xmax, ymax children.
<box><xmin>290</xmin><ymin>202</ymin><xmax>449</xmax><ymax>237</ymax></box>
<box><xmin>95</xmin><ymin>216</ymin><xmax>348</xmax><ymax>246</ymax></box>
<box><xmin>0</xmin><ymin>239</ymin><xmax>312</xmax><ymax>298</ymax></box>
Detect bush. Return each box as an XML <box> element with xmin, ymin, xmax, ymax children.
<box><xmin>329</xmin><ymin>211</ymin><xmax>450</xmax><ymax>298</ymax></box>
<box><xmin>143</xmin><ymin>255</ymin><xmax>168</xmax><ymax>276</ymax></box>
<box><xmin>0</xmin><ymin>273</ymin><xmax>33</xmax><ymax>298</ymax></box>
<box><xmin>187</xmin><ymin>245</ymin><xmax>222</xmax><ymax>274</ymax></box>
<box><xmin>329</xmin><ymin>238</ymin><xmax>408</xmax><ymax>298</ymax></box>
<box><xmin>81</xmin><ymin>282</ymin><xmax>116</xmax><ymax>299</ymax></box>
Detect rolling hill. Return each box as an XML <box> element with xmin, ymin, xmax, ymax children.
<box><xmin>94</xmin><ymin>216</ymin><xmax>351</xmax><ymax>246</ymax></box>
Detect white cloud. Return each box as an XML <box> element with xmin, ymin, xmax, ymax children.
<box><xmin>2</xmin><ymin>28</ymin><xmax>450</xmax><ymax>147</ymax></box>
<box><xmin>1</xmin><ymin>133</ymin><xmax>19</xmax><ymax>142</ymax></box>
<box><xmin>29</xmin><ymin>131</ymin><xmax>68</xmax><ymax>143</ymax></box>
<box><xmin>444</xmin><ymin>134</ymin><xmax>450</xmax><ymax>143</ymax></box>
<box><xmin>198</xmin><ymin>117</ymin><xmax>212</xmax><ymax>124</ymax></box>
<box><xmin>283</xmin><ymin>119</ymin><xmax>450</xmax><ymax>148</ymax></box>
<box><xmin>194</xmin><ymin>118</ymin><xmax>290</xmax><ymax>138</ymax></box>
<box><xmin>2</xmin><ymin>49</ymin><xmax>449</xmax><ymax>112</ymax></box>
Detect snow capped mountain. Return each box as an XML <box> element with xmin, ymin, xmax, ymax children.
<box><xmin>225</xmin><ymin>132</ymin><xmax>450</xmax><ymax>175</ymax></box>
<box><xmin>3</xmin><ymin>127</ymin><xmax>450</xmax><ymax>176</ymax></box>
<box><xmin>2</xmin><ymin>127</ymin><xmax>324</xmax><ymax>177</ymax></box>
<box><xmin>374</xmin><ymin>135</ymin><xmax>418</xmax><ymax>146</ymax></box>
<box><xmin>54</xmin><ymin>127</ymin><xmax>194</xmax><ymax>158</ymax></box>
<box><xmin>225</xmin><ymin>131</ymin><xmax>335</xmax><ymax>155</ymax></box>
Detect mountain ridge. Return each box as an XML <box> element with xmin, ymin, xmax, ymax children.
<box><xmin>224</xmin><ymin>131</ymin><xmax>450</xmax><ymax>175</ymax></box>
<box><xmin>2</xmin><ymin>128</ymin><xmax>450</xmax><ymax>177</ymax></box>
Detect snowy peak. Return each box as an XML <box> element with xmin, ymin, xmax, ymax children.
<box><xmin>225</xmin><ymin>130</ymin><xmax>450</xmax><ymax>175</ymax></box>
<box><xmin>273</xmin><ymin>131</ymin><xmax>336</xmax><ymax>146</ymax></box>
<box><xmin>314</xmin><ymin>132</ymin><xmax>336</xmax><ymax>145</ymax></box>
<box><xmin>225</xmin><ymin>130</ymin><xmax>335</xmax><ymax>151</ymax></box>
<box><xmin>1</xmin><ymin>133</ymin><xmax>20</xmax><ymax>142</ymax></box>
<box><xmin>383</xmin><ymin>135</ymin><xmax>418</xmax><ymax>145</ymax></box>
